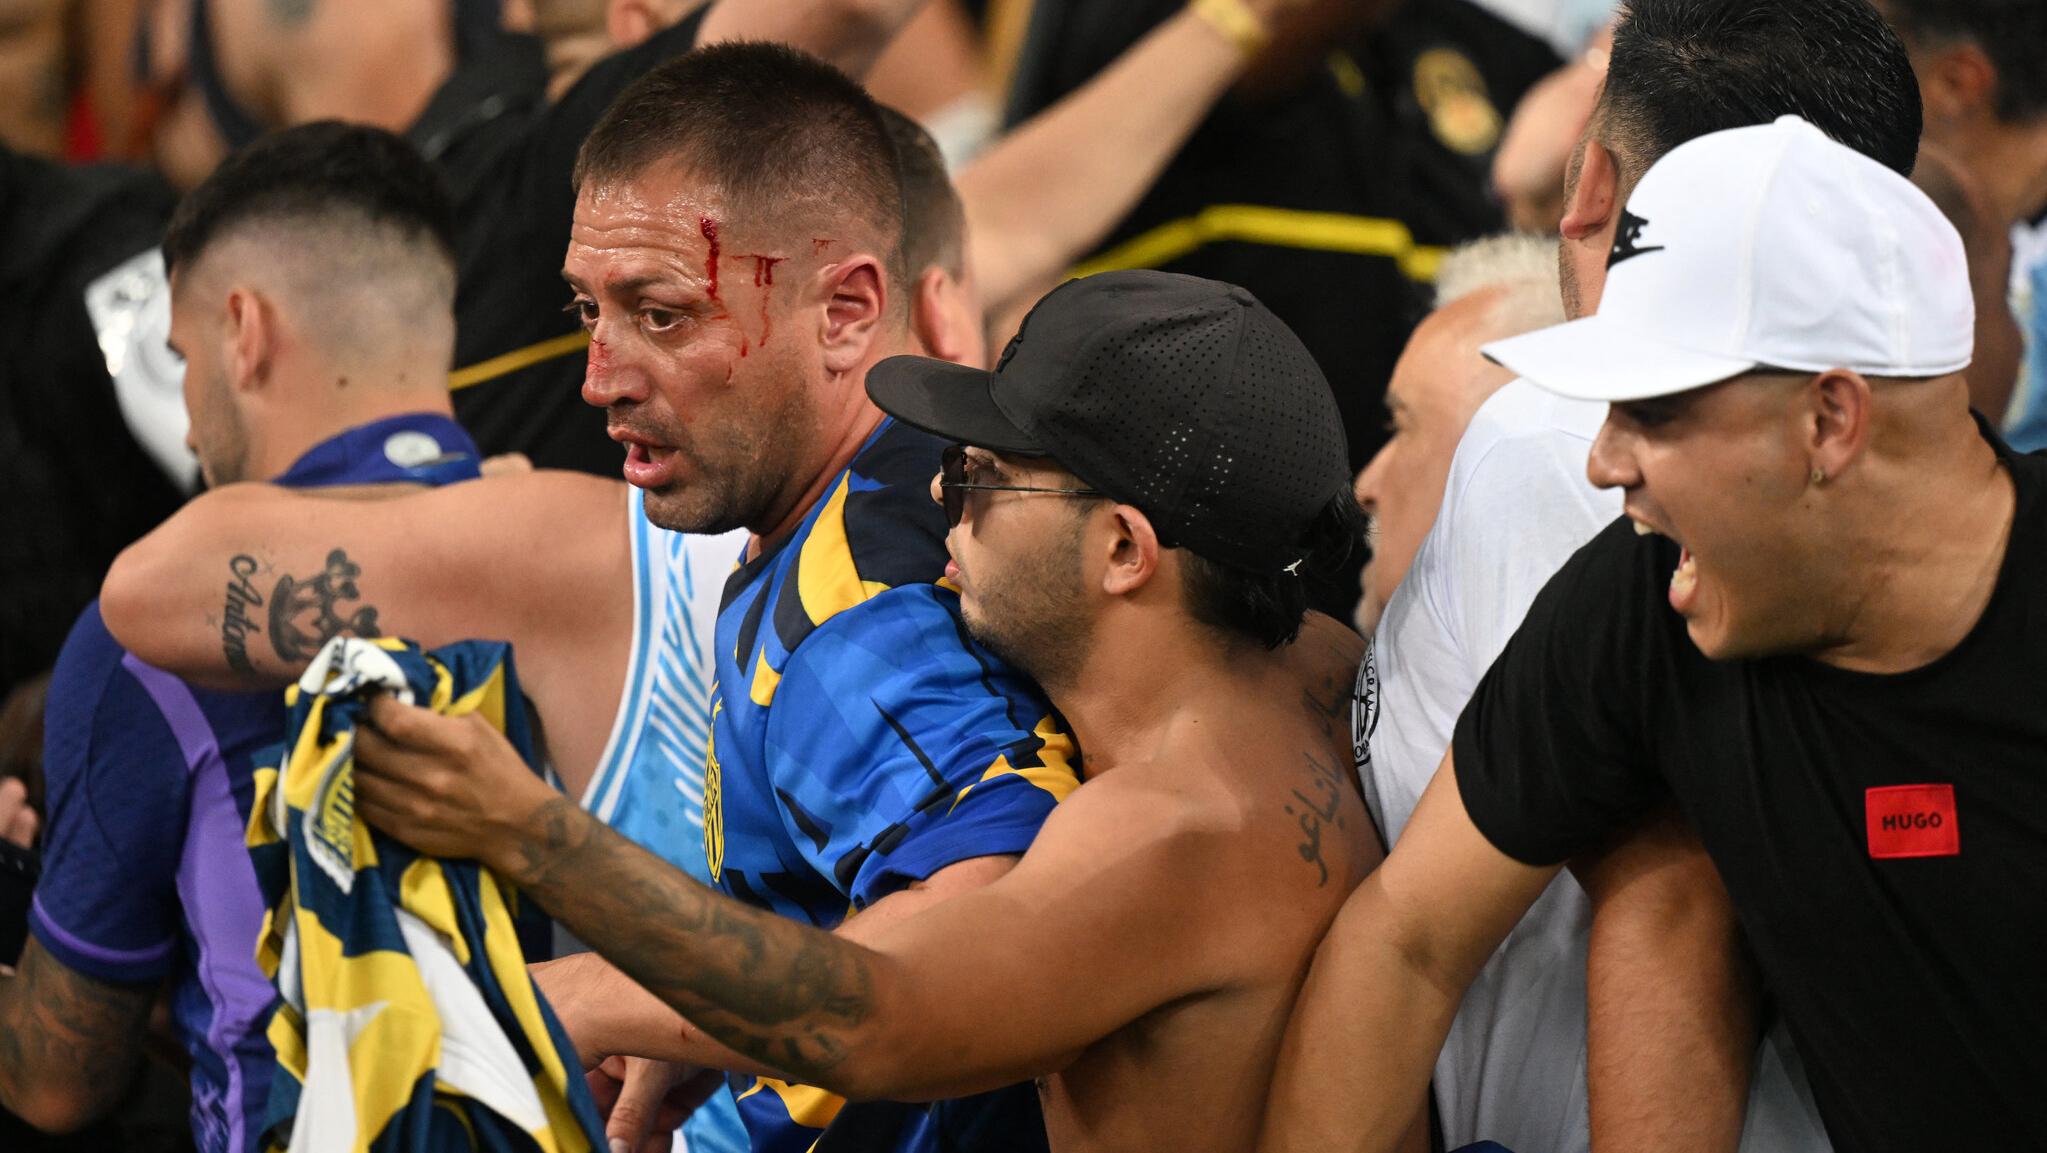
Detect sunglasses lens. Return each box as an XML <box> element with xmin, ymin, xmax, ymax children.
<box><xmin>942</xmin><ymin>446</ymin><xmax>966</xmax><ymax>528</ymax></box>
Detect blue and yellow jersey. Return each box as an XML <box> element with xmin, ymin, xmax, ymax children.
<box><xmin>248</xmin><ymin>638</ymin><xmax>604</xmax><ymax>1153</ymax></box>
<box><xmin>706</xmin><ymin>419</ymin><xmax>1080</xmax><ymax>1153</ymax></box>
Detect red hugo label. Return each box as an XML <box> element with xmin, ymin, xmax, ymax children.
<box><xmin>1865</xmin><ymin>784</ymin><xmax>1960</xmax><ymax>860</ymax></box>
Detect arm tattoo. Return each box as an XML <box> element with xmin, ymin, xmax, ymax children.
<box><xmin>0</xmin><ymin>940</ymin><xmax>152</xmax><ymax>1123</ymax></box>
<box><xmin>222</xmin><ymin>555</ymin><xmax>267</xmax><ymax>674</ymax></box>
<box><xmin>219</xmin><ymin>549</ymin><xmax>380</xmax><ymax>672</ymax></box>
<box><xmin>505</xmin><ymin>799</ymin><xmax>877</xmax><ymax>1084</ymax></box>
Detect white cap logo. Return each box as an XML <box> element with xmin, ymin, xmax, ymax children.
<box><xmin>1484</xmin><ymin>116</ymin><xmax>1975</xmax><ymax>403</ymax></box>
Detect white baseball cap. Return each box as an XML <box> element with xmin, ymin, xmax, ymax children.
<box><xmin>1483</xmin><ymin>116</ymin><xmax>1974</xmax><ymax>402</ymax></box>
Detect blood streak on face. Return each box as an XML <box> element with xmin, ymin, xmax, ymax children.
<box><xmin>812</xmin><ymin>238</ymin><xmax>833</xmax><ymax>255</ymax></box>
<box><xmin>699</xmin><ymin>217</ymin><xmax>722</xmax><ymax>301</ymax></box>
<box><xmin>586</xmin><ymin>338</ymin><xmax>610</xmax><ymax>380</ymax></box>
<box><xmin>753</xmin><ymin>256</ymin><xmax>785</xmax><ymax>346</ymax></box>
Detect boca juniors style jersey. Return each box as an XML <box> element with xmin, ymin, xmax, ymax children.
<box><xmin>706</xmin><ymin>419</ymin><xmax>1080</xmax><ymax>1153</ymax></box>
<box><xmin>30</xmin><ymin>414</ymin><xmax>482</xmax><ymax>1153</ymax></box>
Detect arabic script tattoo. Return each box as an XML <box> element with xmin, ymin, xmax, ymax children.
<box><xmin>1284</xmin><ymin>748</ymin><xmax>1352</xmax><ymax>887</ymax></box>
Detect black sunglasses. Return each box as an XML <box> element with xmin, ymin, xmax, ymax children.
<box><xmin>940</xmin><ymin>445</ymin><xmax>1103</xmax><ymax>528</ymax></box>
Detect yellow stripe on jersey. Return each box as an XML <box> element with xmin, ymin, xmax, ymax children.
<box><xmin>749</xmin><ymin>648</ymin><xmax>783</xmax><ymax>708</ymax></box>
<box><xmin>735</xmin><ymin>1077</ymin><xmax>847</xmax><ymax>1130</ymax></box>
<box><xmin>252</xmin><ymin>639</ymin><xmax>601</xmax><ymax>1153</ymax></box>
<box><xmin>949</xmin><ymin>714</ymin><xmax>1082</xmax><ymax>812</ymax></box>
<box><xmin>1069</xmin><ymin>203</ymin><xmax>1448</xmax><ymax>284</ymax></box>
<box><xmin>797</xmin><ymin>475</ymin><xmax>893</xmax><ymax>628</ymax></box>
<box><xmin>448</xmin><ymin>331</ymin><xmax>592</xmax><ymax>392</ymax></box>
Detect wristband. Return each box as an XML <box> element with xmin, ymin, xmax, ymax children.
<box><xmin>0</xmin><ymin>838</ymin><xmax>39</xmax><ymax>966</ymax></box>
<box><xmin>1190</xmin><ymin>0</ymin><xmax>1270</xmax><ymax>58</ymax></box>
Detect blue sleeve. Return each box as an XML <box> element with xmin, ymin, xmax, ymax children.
<box><xmin>763</xmin><ymin>586</ymin><xmax>1081</xmax><ymax>909</ymax></box>
<box><xmin>29</xmin><ymin>605</ymin><xmax>188</xmax><ymax>984</ymax></box>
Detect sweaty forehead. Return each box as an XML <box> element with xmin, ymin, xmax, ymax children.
<box><xmin>572</xmin><ymin>170</ymin><xmax>729</xmax><ymax>249</ymax></box>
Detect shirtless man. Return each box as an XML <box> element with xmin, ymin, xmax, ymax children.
<box><xmin>341</xmin><ymin>270</ymin><xmax>1417</xmax><ymax>1153</ymax></box>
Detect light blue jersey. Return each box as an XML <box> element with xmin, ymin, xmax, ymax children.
<box><xmin>2002</xmin><ymin>219</ymin><xmax>2047</xmax><ymax>451</ymax></box>
<box><xmin>580</xmin><ymin>489</ymin><xmax>748</xmax><ymax>1153</ymax></box>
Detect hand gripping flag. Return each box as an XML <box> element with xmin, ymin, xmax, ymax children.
<box><xmin>247</xmin><ymin>637</ymin><xmax>604</xmax><ymax>1153</ymax></box>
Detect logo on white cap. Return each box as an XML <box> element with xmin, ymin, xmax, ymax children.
<box><xmin>1607</xmin><ymin>209</ymin><xmax>1665</xmax><ymax>269</ymax></box>
<box><xmin>1484</xmin><ymin>116</ymin><xmax>1975</xmax><ymax>403</ymax></box>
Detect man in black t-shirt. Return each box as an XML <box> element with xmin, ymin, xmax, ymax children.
<box><xmin>1260</xmin><ymin>118</ymin><xmax>2042</xmax><ymax>1153</ymax></box>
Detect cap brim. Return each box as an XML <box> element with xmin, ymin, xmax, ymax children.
<box><xmin>1482</xmin><ymin>316</ymin><xmax>1758</xmax><ymax>403</ymax></box>
<box><xmin>865</xmin><ymin>355</ymin><xmax>1047</xmax><ymax>455</ymax></box>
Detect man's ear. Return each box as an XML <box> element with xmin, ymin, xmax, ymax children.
<box><xmin>911</xmin><ymin>268</ymin><xmax>972</xmax><ymax>366</ymax></box>
<box><xmin>223</xmin><ymin>287</ymin><xmax>276</xmax><ymax>394</ymax></box>
<box><xmin>1805</xmin><ymin>368</ymin><xmax>1874</xmax><ymax>485</ymax></box>
<box><xmin>1101</xmin><ymin>505</ymin><xmax>1162</xmax><ymax>598</ymax></box>
<box><xmin>819</xmin><ymin>256</ymin><xmax>889</xmax><ymax>377</ymax></box>
<box><xmin>1920</xmin><ymin>42</ymin><xmax>2000</xmax><ymax>127</ymax></box>
<box><xmin>1559</xmin><ymin>136</ymin><xmax>1619</xmax><ymax>243</ymax></box>
<box><xmin>607</xmin><ymin>0</ymin><xmax>662</xmax><ymax>49</ymax></box>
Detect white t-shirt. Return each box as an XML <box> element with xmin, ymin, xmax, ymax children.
<box><xmin>1357</xmin><ymin>378</ymin><xmax>1832</xmax><ymax>1153</ymax></box>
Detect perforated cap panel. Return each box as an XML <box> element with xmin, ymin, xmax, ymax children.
<box><xmin>988</xmin><ymin>271</ymin><xmax>1350</xmax><ymax>571</ymax></box>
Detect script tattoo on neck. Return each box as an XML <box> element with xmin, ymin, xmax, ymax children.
<box><xmin>505</xmin><ymin>798</ymin><xmax>875</xmax><ymax>1083</ymax></box>
<box><xmin>1284</xmin><ymin>748</ymin><xmax>1352</xmax><ymax>888</ymax></box>
<box><xmin>218</xmin><ymin>549</ymin><xmax>380</xmax><ymax>674</ymax></box>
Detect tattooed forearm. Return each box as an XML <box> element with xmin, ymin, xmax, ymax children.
<box><xmin>0</xmin><ymin>940</ymin><xmax>152</xmax><ymax>1128</ymax></box>
<box><xmin>503</xmin><ymin>798</ymin><xmax>880</xmax><ymax>1086</ymax></box>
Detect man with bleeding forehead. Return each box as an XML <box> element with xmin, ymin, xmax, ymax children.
<box><xmin>349</xmin><ymin>42</ymin><xmax>1081</xmax><ymax>1153</ymax></box>
<box><xmin>1263</xmin><ymin>116</ymin><xmax>2047</xmax><ymax>1151</ymax></box>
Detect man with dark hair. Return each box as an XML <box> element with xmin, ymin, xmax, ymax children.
<box><xmin>327</xmin><ymin>270</ymin><xmax>1410</xmax><ymax>1153</ymax></box>
<box><xmin>1557</xmin><ymin>0</ymin><xmax>1922</xmax><ymax>316</ymax></box>
<box><xmin>0</xmin><ymin>121</ymin><xmax>494</xmax><ymax>1152</ymax></box>
<box><xmin>1877</xmin><ymin>0</ymin><xmax>2047</xmax><ymax>449</ymax></box>
<box><xmin>1271</xmin><ymin>113</ymin><xmax>2044</xmax><ymax>1152</ymax></box>
<box><xmin>880</xmin><ymin>106</ymin><xmax>987</xmax><ymax>368</ymax></box>
<box><xmin>1302</xmin><ymin>0</ymin><xmax>1925</xmax><ymax>1149</ymax></box>
<box><xmin>266</xmin><ymin>41</ymin><xmax>1081</xmax><ymax>1153</ymax></box>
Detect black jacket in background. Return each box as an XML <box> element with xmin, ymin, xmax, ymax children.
<box><xmin>0</xmin><ymin>149</ymin><xmax>183</xmax><ymax>701</ymax></box>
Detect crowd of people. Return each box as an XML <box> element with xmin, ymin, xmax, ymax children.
<box><xmin>2</xmin><ymin>1</ymin><xmax>2045</xmax><ymax>1152</ymax></box>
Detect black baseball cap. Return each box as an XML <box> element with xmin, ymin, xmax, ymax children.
<box><xmin>866</xmin><ymin>270</ymin><xmax>1351</xmax><ymax>572</ymax></box>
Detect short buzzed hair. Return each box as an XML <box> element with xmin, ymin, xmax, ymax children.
<box><xmin>879</xmin><ymin>105</ymin><xmax>966</xmax><ymax>281</ymax></box>
<box><xmin>1599</xmin><ymin>0</ymin><xmax>1922</xmax><ymax>192</ymax></box>
<box><xmin>1886</xmin><ymin>0</ymin><xmax>2047</xmax><ymax>123</ymax></box>
<box><xmin>575</xmin><ymin>42</ymin><xmax>907</xmax><ymax>287</ymax></box>
<box><xmin>162</xmin><ymin>120</ymin><xmax>456</xmax><ymax>280</ymax></box>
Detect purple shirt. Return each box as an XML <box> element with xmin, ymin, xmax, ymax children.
<box><xmin>30</xmin><ymin>413</ymin><xmax>480</xmax><ymax>1153</ymax></box>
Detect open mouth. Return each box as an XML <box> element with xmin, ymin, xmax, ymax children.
<box><xmin>1634</xmin><ymin>518</ymin><xmax>1699</xmax><ymax>612</ymax></box>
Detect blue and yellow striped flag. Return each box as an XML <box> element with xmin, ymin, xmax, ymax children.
<box><xmin>248</xmin><ymin>638</ymin><xmax>604</xmax><ymax>1153</ymax></box>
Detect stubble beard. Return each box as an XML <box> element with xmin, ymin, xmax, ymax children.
<box><xmin>640</xmin><ymin>361</ymin><xmax>817</xmax><ymax>537</ymax></box>
<box><xmin>957</xmin><ymin>532</ymin><xmax>1094</xmax><ymax>692</ymax></box>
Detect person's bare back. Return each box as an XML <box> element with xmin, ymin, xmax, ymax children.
<box><xmin>1030</xmin><ymin>614</ymin><xmax>1394</xmax><ymax>1152</ymax></box>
